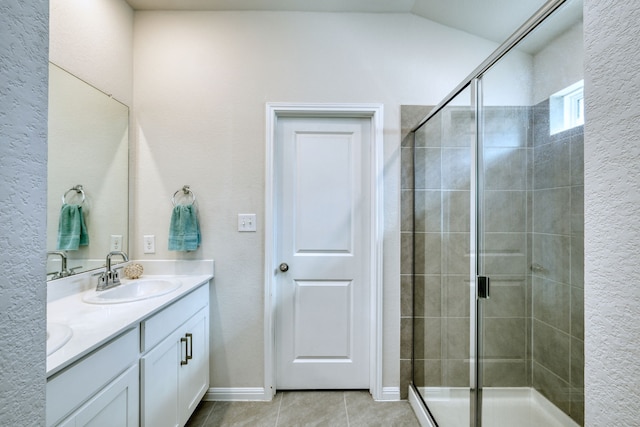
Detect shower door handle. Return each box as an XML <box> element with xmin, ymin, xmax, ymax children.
<box><xmin>478</xmin><ymin>276</ymin><xmax>490</xmax><ymax>299</ymax></box>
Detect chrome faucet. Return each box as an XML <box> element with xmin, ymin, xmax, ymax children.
<box><xmin>47</xmin><ymin>251</ymin><xmax>75</xmax><ymax>279</ymax></box>
<box><xmin>95</xmin><ymin>251</ymin><xmax>129</xmax><ymax>291</ymax></box>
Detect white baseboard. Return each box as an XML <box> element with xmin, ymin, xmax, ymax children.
<box><xmin>408</xmin><ymin>386</ymin><xmax>436</xmax><ymax>427</ymax></box>
<box><xmin>377</xmin><ymin>387</ymin><xmax>401</xmax><ymax>401</ymax></box>
<box><xmin>206</xmin><ymin>386</ymin><xmax>400</xmax><ymax>402</ymax></box>
<box><xmin>204</xmin><ymin>387</ymin><xmax>270</xmax><ymax>401</ymax></box>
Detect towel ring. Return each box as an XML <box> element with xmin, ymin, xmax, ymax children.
<box><xmin>62</xmin><ymin>185</ymin><xmax>85</xmax><ymax>205</ymax></box>
<box><xmin>172</xmin><ymin>185</ymin><xmax>196</xmax><ymax>206</ymax></box>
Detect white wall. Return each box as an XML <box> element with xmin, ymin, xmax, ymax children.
<box><xmin>132</xmin><ymin>11</ymin><xmax>501</xmax><ymax>392</ymax></box>
<box><xmin>0</xmin><ymin>1</ymin><xmax>48</xmax><ymax>425</ymax></box>
<box><xmin>480</xmin><ymin>20</ymin><xmax>585</xmax><ymax>108</ymax></box>
<box><xmin>49</xmin><ymin>0</ymin><xmax>134</xmax><ymax>106</ymax></box>
<box><xmin>533</xmin><ymin>21</ymin><xmax>584</xmax><ymax>104</ymax></box>
<box><xmin>480</xmin><ymin>52</ymin><xmax>534</xmax><ymax>106</ymax></box>
<box><xmin>584</xmin><ymin>1</ymin><xmax>640</xmax><ymax>425</ymax></box>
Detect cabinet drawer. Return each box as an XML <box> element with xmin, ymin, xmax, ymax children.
<box><xmin>141</xmin><ymin>283</ymin><xmax>209</xmax><ymax>353</ymax></box>
<box><xmin>46</xmin><ymin>327</ymin><xmax>138</xmax><ymax>426</ymax></box>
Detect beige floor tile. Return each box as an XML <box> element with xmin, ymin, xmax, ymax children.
<box><xmin>203</xmin><ymin>395</ymin><xmax>281</xmax><ymax>427</ymax></box>
<box><xmin>345</xmin><ymin>391</ymin><xmax>420</xmax><ymax>427</ymax></box>
<box><xmin>186</xmin><ymin>401</ymin><xmax>215</xmax><ymax>427</ymax></box>
<box><xmin>276</xmin><ymin>391</ymin><xmax>348</xmax><ymax>427</ymax></box>
<box><xmin>186</xmin><ymin>391</ymin><xmax>419</xmax><ymax>427</ymax></box>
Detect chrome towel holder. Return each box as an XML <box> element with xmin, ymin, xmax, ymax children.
<box><xmin>172</xmin><ymin>185</ymin><xmax>196</xmax><ymax>206</ymax></box>
<box><xmin>62</xmin><ymin>185</ymin><xmax>85</xmax><ymax>205</ymax></box>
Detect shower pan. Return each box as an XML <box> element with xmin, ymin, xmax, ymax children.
<box><xmin>407</xmin><ymin>0</ymin><xmax>584</xmax><ymax>426</ymax></box>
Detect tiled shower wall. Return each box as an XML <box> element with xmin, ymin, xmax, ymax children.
<box><xmin>480</xmin><ymin>106</ymin><xmax>533</xmax><ymax>388</ymax></box>
<box><xmin>401</xmin><ymin>105</ymin><xmax>433</xmax><ymax>399</ymax></box>
<box><xmin>410</xmin><ymin>105</ymin><xmax>474</xmax><ymax>392</ymax></box>
<box><xmin>400</xmin><ymin>103</ymin><xmax>584</xmax><ymax>425</ymax></box>
<box><xmin>401</xmin><ymin>105</ymin><xmax>533</xmax><ymax>396</ymax></box>
<box><xmin>530</xmin><ymin>100</ymin><xmax>584</xmax><ymax>425</ymax></box>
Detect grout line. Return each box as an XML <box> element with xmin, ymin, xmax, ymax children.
<box><xmin>200</xmin><ymin>401</ymin><xmax>216</xmax><ymax>427</ymax></box>
<box><xmin>274</xmin><ymin>392</ymin><xmax>283</xmax><ymax>427</ymax></box>
<box><xmin>343</xmin><ymin>392</ymin><xmax>351</xmax><ymax>427</ymax></box>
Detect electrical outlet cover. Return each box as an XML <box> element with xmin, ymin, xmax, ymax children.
<box><xmin>143</xmin><ymin>235</ymin><xmax>155</xmax><ymax>253</ymax></box>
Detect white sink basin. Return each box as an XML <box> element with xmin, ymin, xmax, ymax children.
<box><xmin>47</xmin><ymin>323</ymin><xmax>73</xmax><ymax>356</ymax></box>
<box><xmin>82</xmin><ymin>279</ymin><xmax>182</xmax><ymax>304</ymax></box>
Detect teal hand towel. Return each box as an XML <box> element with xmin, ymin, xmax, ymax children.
<box><xmin>57</xmin><ymin>204</ymin><xmax>89</xmax><ymax>250</ymax></box>
<box><xmin>168</xmin><ymin>205</ymin><xmax>201</xmax><ymax>251</ymax></box>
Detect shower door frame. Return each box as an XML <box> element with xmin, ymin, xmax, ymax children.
<box><xmin>470</xmin><ymin>78</ymin><xmax>481</xmax><ymax>427</ymax></box>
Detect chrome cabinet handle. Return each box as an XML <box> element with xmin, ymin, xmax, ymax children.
<box><xmin>185</xmin><ymin>333</ymin><xmax>193</xmax><ymax>360</ymax></box>
<box><xmin>279</xmin><ymin>263</ymin><xmax>289</xmax><ymax>272</ymax></box>
<box><xmin>180</xmin><ymin>337</ymin><xmax>188</xmax><ymax>365</ymax></box>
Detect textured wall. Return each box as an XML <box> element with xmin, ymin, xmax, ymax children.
<box><xmin>584</xmin><ymin>1</ymin><xmax>640</xmax><ymax>425</ymax></box>
<box><xmin>0</xmin><ymin>1</ymin><xmax>49</xmax><ymax>425</ymax></box>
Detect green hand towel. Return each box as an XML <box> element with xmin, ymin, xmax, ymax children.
<box><xmin>57</xmin><ymin>204</ymin><xmax>89</xmax><ymax>250</ymax></box>
<box><xmin>168</xmin><ymin>205</ymin><xmax>201</xmax><ymax>251</ymax></box>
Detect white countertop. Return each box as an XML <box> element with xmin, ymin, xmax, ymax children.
<box><xmin>47</xmin><ymin>272</ymin><xmax>213</xmax><ymax>377</ymax></box>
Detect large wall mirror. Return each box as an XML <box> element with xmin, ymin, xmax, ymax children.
<box><xmin>47</xmin><ymin>63</ymin><xmax>129</xmax><ymax>280</ymax></box>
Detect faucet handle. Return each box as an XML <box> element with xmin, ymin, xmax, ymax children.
<box><xmin>111</xmin><ymin>268</ymin><xmax>123</xmax><ymax>286</ymax></box>
<box><xmin>93</xmin><ymin>271</ymin><xmax>109</xmax><ymax>291</ymax></box>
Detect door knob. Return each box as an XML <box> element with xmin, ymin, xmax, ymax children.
<box><xmin>279</xmin><ymin>263</ymin><xmax>289</xmax><ymax>272</ymax></box>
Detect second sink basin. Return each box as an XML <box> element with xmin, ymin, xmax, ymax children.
<box><xmin>47</xmin><ymin>322</ymin><xmax>73</xmax><ymax>356</ymax></box>
<box><xmin>83</xmin><ymin>279</ymin><xmax>182</xmax><ymax>304</ymax></box>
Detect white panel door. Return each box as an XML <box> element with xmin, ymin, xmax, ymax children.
<box><xmin>275</xmin><ymin>116</ymin><xmax>371</xmax><ymax>389</ymax></box>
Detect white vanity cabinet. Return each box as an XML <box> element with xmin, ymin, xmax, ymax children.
<box><xmin>140</xmin><ymin>283</ymin><xmax>209</xmax><ymax>427</ymax></box>
<box><xmin>57</xmin><ymin>365</ymin><xmax>139</xmax><ymax>427</ymax></box>
<box><xmin>47</xmin><ymin>328</ymin><xmax>139</xmax><ymax>427</ymax></box>
<box><xmin>47</xmin><ymin>276</ymin><xmax>211</xmax><ymax>427</ymax></box>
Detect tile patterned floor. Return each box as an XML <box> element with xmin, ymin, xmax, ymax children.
<box><xmin>185</xmin><ymin>391</ymin><xmax>420</xmax><ymax>427</ymax></box>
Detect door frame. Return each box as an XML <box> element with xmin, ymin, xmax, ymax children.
<box><xmin>264</xmin><ymin>103</ymin><xmax>384</xmax><ymax>400</ymax></box>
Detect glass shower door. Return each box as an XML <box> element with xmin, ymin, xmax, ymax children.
<box><xmin>412</xmin><ymin>86</ymin><xmax>475</xmax><ymax>427</ymax></box>
<box><xmin>477</xmin><ymin>1</ymin><xmax>584</xmax><ymax>424</ymax></box>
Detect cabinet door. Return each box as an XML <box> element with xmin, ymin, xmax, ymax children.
<box><xmin>179</xmin><ymin>307</ymin><xmax>210</xmax><ymax>425</ymax></box>
<box><xmin>58</xmin><ymin>364</ymin><xmax>139</xmax><ymax>427</ymax></box>
<box><xmin>48</xmin><ymin>328</ymin><xmax>139</xmax><ymax>427</ymax></box>
<box><xmin>141</xmin><ymin>332</ymin><xmax>181</xmax><ymax>427</ymax></box>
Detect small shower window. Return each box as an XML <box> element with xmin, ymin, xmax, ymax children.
<box><xmin>550</xmin><ymin>80</ymin><xmax>584</xmax><ymax>134</ymax></box>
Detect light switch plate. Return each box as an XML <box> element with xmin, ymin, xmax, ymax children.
<box><xmin>238</xmin><ymin>214</ymin><xmax>257</xmax><ymax>232</ymax></box>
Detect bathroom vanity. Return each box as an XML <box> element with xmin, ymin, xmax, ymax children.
<box><xmin>140</xmin><ymin>284</ymin><xmax>209</xmax><ymax>426</ymax></box>
<box><xmin>46</xmin><ymin>263</ymin><xmax>212</xmax><ymax>427</ymax></box>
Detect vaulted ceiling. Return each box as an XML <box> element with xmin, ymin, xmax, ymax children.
<box><xmin>125</xmin><ymin>0</ymin><xmax>549</xmax><ymax>44</ymax></box>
